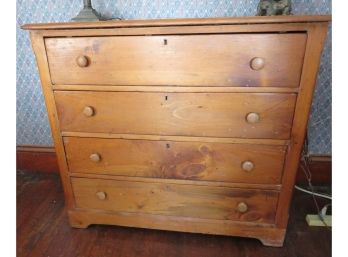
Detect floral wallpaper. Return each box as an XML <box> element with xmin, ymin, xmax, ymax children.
<box><xmin>16</xmin><ymin>0</ymin><xmax>331</xmax><ymax>155</ymax></box>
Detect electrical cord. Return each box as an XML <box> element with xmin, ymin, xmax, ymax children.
<box><xmin>294</xmin><ymin>185</ymin><xmax>332</xmax><ymax>200</ymax></box>
<box><xmin>320</xmin><ymin>203</ymin><xmax>331</xmax><ymax>218</ymax></box>
<box><xmin>295</xmin><ymin>137</ymin><xmax>331</xmax><ymax>229</ymax></box>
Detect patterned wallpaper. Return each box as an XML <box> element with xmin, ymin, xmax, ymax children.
<box><xmin>16</xmin><ymin>0</ymin><xmax>332</xmax><ymax>155</ymax></box>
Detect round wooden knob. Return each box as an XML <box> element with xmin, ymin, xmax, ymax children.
<box><xmin>246</xmin><ymin>112</ymin><xmax>260</xmax><ymax>124</ymax></box>
<box><xmin>76</xmin><ymin>55</ymin><xmax>89</xmax><ymax>67</ymax></box>
<box><xmin>237</xmin><ymin>202</ymin><xmax>248</xmax><ymax>213</ymax></box>
<box><xmin>96</xmin><ymin>191</ymin><xmax>107</xmax><ymax>200</ymax></box>
<box><xmin>250</xmin><ymin>57</ymin><xmax>265</xmax><ymax>70</ymax></box>
<box><xmin>83</xmin><ymin>106</ymin><xmax>95</xmax><ymax>117</ymax></box>
<box><xmin>242</xmin><ymin>161</ymin><xmax>254</xmax><ymax>172</ymax></box>
<box><xmin>90</xmin><ymin>153</ymin><xmax>101</xmax><ymax>162</ymax></box>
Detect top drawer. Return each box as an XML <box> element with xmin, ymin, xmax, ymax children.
<box><xmin>45</xmin><ymin>33</ymin><xmax>306</xmax><ymax>87</ymax></box>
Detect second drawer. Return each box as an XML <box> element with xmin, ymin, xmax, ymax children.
<box><xmin>55</xmin><ymin>91</ymin><xmax>296</xmax><ymax>139</ymax></box>
<box><xmin>64</xmin><ymin>137</ymin><xmax>287</xmax><ymax>184</ymax></box>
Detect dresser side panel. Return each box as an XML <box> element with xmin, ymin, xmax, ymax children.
<box><xmin>275</xmin><ymin>23</ymin><xmax>329</xmax><ymax>227</ymax></box>
<box><xmin>29</xmin><ymin>31</ymin><xmax>75</xmax><ymax>209</ymax></box>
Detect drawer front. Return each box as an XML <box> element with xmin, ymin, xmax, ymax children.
<box><xmin>55</xmin><ymin>91</ymin><xmax>296</xmax><ymax>139</ymax></box>
<box><xmin>46</xmin><ymin>34</ymin><xmax>306</xmax><ymax>87</ymax></box>
<box><xmin>64</xmin><ymin>137</ymin><xmax>286</xmax><ymax>184</ymax></box>
<box><xmin>71</xmin><ymin>177</ymin><xmax>278</xmax><ymax>223</ymax></box>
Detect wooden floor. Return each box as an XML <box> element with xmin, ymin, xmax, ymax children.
<box><xmin>17</xmin><ymin>171</ymin><xmax>331</xmax><ymax>257</ymax></box>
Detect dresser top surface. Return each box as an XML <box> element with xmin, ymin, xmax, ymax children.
<box><xmin>22</xmin><ymin>15</ymin><xmax>331</xmax><ymax>31</ymax></box>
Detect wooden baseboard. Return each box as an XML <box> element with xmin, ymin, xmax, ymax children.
<box><xmin>16</xmin><ymin>145</ymin><xmax>59</xmax><ymax>174</ymax></box>
<box><xmin>295</xmin><ymin>155</ymin><xmax>331</xmax><ymax>185</ymax></box>
<box><xmin>16</xmin><ymin>145</ymin><xmax>331</xmax><ymax>185</ymax></box>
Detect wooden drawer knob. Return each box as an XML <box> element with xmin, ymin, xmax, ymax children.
<box><xmin>96</xmin><ymin>191</ymin><xmax>107</xmax><ymax>200</ymax></box>
<box><xmin>76</xmin><ymin>55</ymin><xmax>89</xmax><ymax>67</ymax></box>
<box><xmin>246</xmin><ymin>112</ymin><xmax>260</xmax><ymax>124</ymax></box>
<box><xmin>90</xmin><ymin>153</ymin><xmax>101</xmax><ymax>162</ymax></box>
<box><xmin>250</xmin><ymin>57</ymin><xmax>265</xmax><ymax>70</ymax></box>
<box><xmin>237</xmin><ymin>202</ymin><xmax>248</xmax><ymax>213</ymax></box>
<box><xmin>242</xmin><ymin>161</ymin><xmax>254</xmax><ymax>172</ymax></box>
<box><xmin>83</xmin><ymin>106</ymin><xmax>95</xmax><ymax>117</ymax></box>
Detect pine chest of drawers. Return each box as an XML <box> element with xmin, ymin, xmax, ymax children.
<box><xmin>23</xmin><ymin>15</ymin><xmax>330</xmax><ymax>247</ymax></box>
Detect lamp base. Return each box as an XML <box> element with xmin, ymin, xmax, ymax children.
<box><xmin>71</xmin><ymin>6</ymin><xmax>103</xmax><ymax>21</ymax></box>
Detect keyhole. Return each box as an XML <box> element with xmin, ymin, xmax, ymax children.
<box><xmin>165</xmin><ymin>95</ymin><xmax>168</xmax><ymax>101</ymax></box>
<box><xmin>163</xmin><ymin>39</ymin><xmax>168</xmax><ymax>45</ymax></box>
<box><xmin>166</xmin><ymin>143</ymin><xmax>170</xmax><ymax>149</ymax></box>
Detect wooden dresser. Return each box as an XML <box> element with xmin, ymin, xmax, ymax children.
<box><xmin>23</xmin><ymin>15</ymin><xmax>330</xmax><ymax>247</ymax></box>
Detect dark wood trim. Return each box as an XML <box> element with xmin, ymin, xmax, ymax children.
<box><xmin>16</xmin><ymin>145</ymin><xmax>331</xmax><ymax>184</ymax></box>
<box><xmin>17</xmin><ymin>145</ymin><xmax>55</xmax><ymax>152</ymax></box>
<box><xmin>16</xmin><ymin>145</ymin><xmax>59</xmax><ymax>174</ymax></box>
<box><xmin>295</xmin><ymin>155</ymin><xmax>331</xmax><ymax>185</ymax></box>
<box><xmin>308</xmin><ymin>155</ymin><xmax>331</xmax><ymax>162</ymax></box>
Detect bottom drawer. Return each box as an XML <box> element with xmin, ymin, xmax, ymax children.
<box><xmin>71</xmin><ymin>177</ymin><xmax>278</xmax><ymax>224</ymax></box>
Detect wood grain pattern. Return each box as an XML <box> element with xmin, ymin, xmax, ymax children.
<box><xmin>61</xmin><ymin>132</ymin><xmax>289</xmax><ymax>145</ymax></box>
<box><xmin>55</xmin><ymin>91</ymin><xmax>297</xmax><ymax>139</ymax></box>
<box><xmin>17</xmin><ymin>172</ymin><xmax>332</xmax><ymax>255</ymax></box>
<box><xmin>29</xmin><ymin>32</ymin><xmax>75</xmax><ymax>209</ymax></box>
<box><xmin>64</xmin><ymin>137</ymin><xmax>286</xmax><ymax>184</ymax></box>
<box><xmin>275</xmin><ymin>23</ymin><xmax>330</xmax><ymax>227</ymax></box>
<box><xmin>52</xmin><ymin>85</ymin><xmax>300</xmax><ymax>93</ymax></box>
<box><xmin>46</xmin><ymin>34</ymin><xmax>306</xmax><ymax>87</ymax></box>
<box><xmin>24</xmin><ymin>16</ymin><xmax>331</xmax><ymax>247</ymax></box>
<box><xmin>68</xmin><ymin>209</ymin><xmax>285</xmax><ymax>246</ymax></box>
<box><xmin>16</xmin><ymin>144</ymin><xmax>331</xmax><ymax>186</ymax></box>
<box><xmin>21</xmin><ymin>15</ymin><xmax>331</xmax><ymax>30</ymax></box>
<box><xmin>71</xmin><ymin>177</ymin><xmax>279</xmax><ymax>224</ymax></box>
<box><xmin>29</xmin><ymin>23</ymin><xmax>316</xmax><ymax>38</ymax></box>
<box><xmin>71</xmin><ymin>172</ymin><xmax>282</xmax><ymax>190</ymax></box>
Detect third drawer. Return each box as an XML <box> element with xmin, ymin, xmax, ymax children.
<box><xmin>64</xmin><ymin>137</ymin><xmax>287</xmax><ymax>184</ymax></box>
